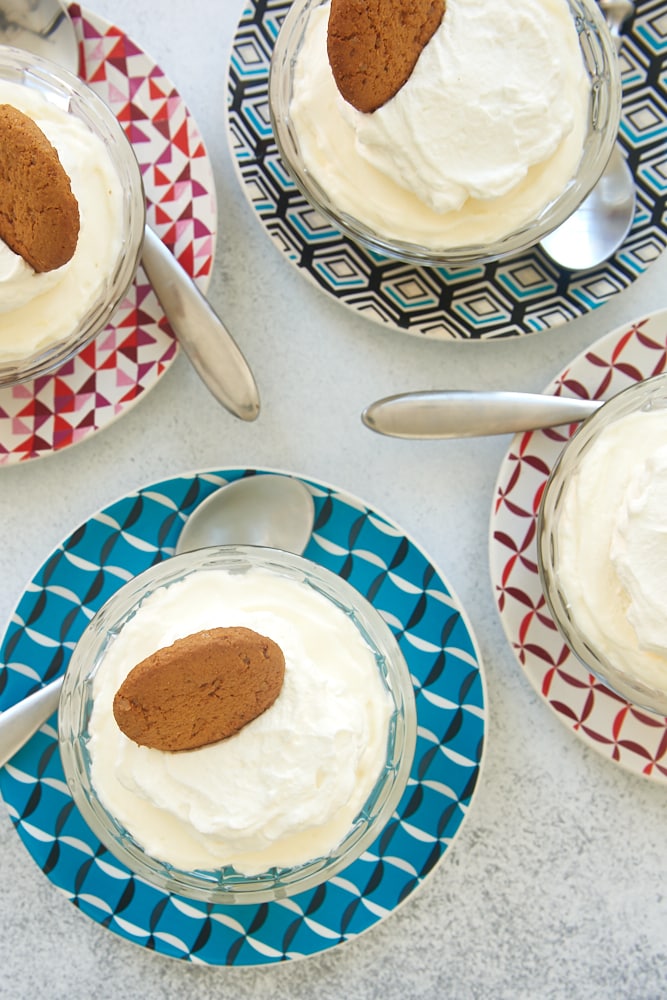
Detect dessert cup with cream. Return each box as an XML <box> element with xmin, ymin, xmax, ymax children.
<box><xmin>538</xmin><ymin>374</ymin><xmax>667</xmax><ymax>718</ymax></box>
<box><xmin>269</xmin><ymin>0</ymin><xmax>622</xmax><ymax>266</ymax></box>
<box><xmin>59</xmin><ymin>545</ymin><xmax>417</xmax><ymax>904</ymax></box>
<box><xmin>0</xmin><ymin>46</ymin><xmax>145</xmax><ymax>386</ymax></box>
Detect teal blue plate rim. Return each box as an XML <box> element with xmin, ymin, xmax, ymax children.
<box><xmin>0</xmin><ymin>467</ymin><xmax>487</xmax><ymax>966</ymax></box>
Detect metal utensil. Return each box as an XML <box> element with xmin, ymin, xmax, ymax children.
<box><xmin>0</xmin><ymin>0</ymin><xmax>260</xmax><ymax>421</ymax></box>
<box><xmin>141</xmin><ymin>228</ymin><xmax>259</xmax><ymax>422</ymax></box>
<box><xmin>0</xmin><ymin>680</ymin><xmax>63</xmax><ymax>771</ymax></box>
<box><xmin>539</xmin><ymin>0</ymin><xmax>636</xmax><ymax>270</ymax></box>
<box><xmin>0</xmin><ymin>0</ymin><xmax>77</xmax><ymax>65</ymax></box>
<box><xmin>362</xmin><ymin>389</ymin><xmax>602</xmax><ymax>439</ymax></box>
<box><xmin>174</xmin><ymin>474</ymin><xmax>315</xmax><ymax>556</ymax></box>
<box><xmin>0</xmin><ymin>475</ymin><xmax>315</xmax><ymax>768</ymax></box>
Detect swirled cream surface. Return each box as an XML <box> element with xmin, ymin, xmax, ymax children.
<box><xmin>289</xmin><ymin>0</ymin><xmax>589</xmax><ymax>247</ymax></box>
<box><xmin>0</xmin><ymin>80</ymin><xmax>123</xmax><ymax>361</ymax></box>
<box><xmin>556</xmin><ymin>408</ymin><xmax>667</xmax><ymax>692</ymax></box>
<box><xmin>88</xmin><ymin>567</ymin><xmax>392</xmax><ymax>875</ymax></box>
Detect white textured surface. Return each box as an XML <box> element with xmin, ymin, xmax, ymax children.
<box><xmin>1</xmin><ymin>1</ymin><xmax>666</xmax><ymax>997</ymax></box>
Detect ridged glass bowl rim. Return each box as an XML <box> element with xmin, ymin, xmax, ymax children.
<box><xmin>0</xmin><ymin>45</ymin><xmax>145</xmax><ymax>386</ymax></box>
<box><xmin>537</xmin><ymin>374</ymin><xmax>667</xmax><ymax>718</ymax></box>
<box><xmin>59</xmin><ymin>544</ymin><xmax>417</xmax><ymax>904</ymax></box>
<box><xmin>268</xmin><ymin>0</ymin><xmax>622</xmax><ymax>266</ymax></box>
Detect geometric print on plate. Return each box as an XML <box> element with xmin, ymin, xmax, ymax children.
<box><xmin>0</xmin><ymin>4</ymin><xmax>217</xmax><ymax>466</ymax></box>
<box><xmin>227</xmin><ymin>0</ymin><xmax>667</xmax><ymax>340</ymax></box>
<box><xmin>0</xmin><ymin>469</ymin><xmax>486</xmax><ymax>965</ymax></box>
<box><xmin>490</xmin><ymin>310</ymin><xmax>667</xmax><ymax>781</ymax></box>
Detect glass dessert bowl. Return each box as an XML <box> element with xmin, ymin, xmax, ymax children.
<box><xmin>59</xmin><ymin>544</ymin><xmax>417</xmax><ymax>904</ymax></box>
<box><xmin>0</xmin><ymin>46</ymin><xmax>145</xmax><ymax>386</ymax></box>
<box><xmin>269</xmin><ymin>0</ymin><xmax>622</xmax><ymax>266</ymax></box>
<box><xmin>538</xmin><ymin>375</ymin><xmax>667</xmax><ymax>718</ymax></box>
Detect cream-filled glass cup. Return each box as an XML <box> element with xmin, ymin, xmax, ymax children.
<box><xmin>0</xmin><ymin>46</ymin><xmax>145</xmax><ymax>386</ymax></box>
<box><xmin>269</xmin><ymin>0</ymin><xmax>622</xmax><ymax>266</ymax></box>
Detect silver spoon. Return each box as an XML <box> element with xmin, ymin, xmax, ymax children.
<box><xmin>362</xmin><ymin>389</ymin><xmax>602</xmax><ymax>438</ymax></box>
<box><xmin>0</xmin><ymin>0</ymin><xmax>74</xmax><ymax>63</ymax></box>
<box><xmin>539</xmin><ymin>0</ymin><xmax>635</xmax><ymax>270</ymax></box>
<box><xmin>0</xmin><ymin>0</ymin><xmax>260</xmax><ymax>422</ymax></box>
<box><xmin>175</xmin><ymin>474</ymin><xmax>315</xmax><ymax>555</ymax></box>
<box><xmin>0</xmin><ymin>474</ymin><xmax>315</xmax><ymax>768</ymax></box>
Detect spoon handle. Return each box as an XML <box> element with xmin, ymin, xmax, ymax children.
<box><xmin>0</xmin><ymin>676</ymin><xmax>63</xmax><ymax>769</ymax></box>
<box><xmin>361</xmin><ymin>390</ymin><xmax>602</xmax><ymax>439</ymax></box>
<box><xmin>141</xmin><ymin>226</ymin><xmax>260</xmax><ymax>422</ymax></box>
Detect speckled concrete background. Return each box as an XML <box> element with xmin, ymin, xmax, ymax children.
<box><xmin>1</xmin><ymin>1</ymin><xmax>666</xmax><ymax>996</ymax></box>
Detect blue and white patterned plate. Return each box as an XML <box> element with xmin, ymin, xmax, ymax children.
<box><xmin>227</xmin><ymin>0</ymin><xmax>667</xmax><ymax>340</ymax></box>
<box><xmin>0</xmin><ymin>469</ymin><xmax>486</xmax><ymax>965</ymax></box>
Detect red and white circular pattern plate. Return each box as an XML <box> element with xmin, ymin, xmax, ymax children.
<box><xmin>0</xmin><ymin>3</ymin><xmax>217</xmax><ymax>465</ymax></box>
<box><xmin>490</xmin><ymin>309</ymin><xmax>667</xmax><ymax>782</ymax></box>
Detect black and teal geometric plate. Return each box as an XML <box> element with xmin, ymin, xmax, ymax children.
<box><xmin>227</xmin><ymin>0</ymin><xmax>667</xmax><ymax>340</ymax></box>
<box><xmin>0</xmin><ymin>469</ymin><xmax>486</xmax><ymax>965</ymax></box>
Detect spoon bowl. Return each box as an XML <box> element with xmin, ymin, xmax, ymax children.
<box><xmin>539</xmin><ymin>0</ymin><xmax>636</xmax><ymax>269</ymax></box>
<box><xmin>0</xmin><ymin>0</ymin><xmax>78</xmax><ymax>68</ymax></box>
<box><xmin>539</xmin><ymin>145</ymin><xmax>635</xmax><ymax>270</ymax></box>
<box><xmin>0</xmin><ymin>474</ymin><xmax>315</xmax><ymax>768</ymax></box>
<box><xmin>176</xmin><ymin>475</ymin><xmax>315</xmax><ymax>557</ymax></box>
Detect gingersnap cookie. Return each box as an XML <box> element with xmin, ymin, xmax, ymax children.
<box><xmin>0</xmin><ymin>103</ymin><xmax>80</xmax><ymax>272</ymax></box>
<box><xmin>112</xmin><ymin>626</ymin><xmax>285</xmax><ymax>752</ymax></box>
<box><xmin>327</xmin><ymin>0</ymin><xmax>445</xmax><ymax>113</ymax></box>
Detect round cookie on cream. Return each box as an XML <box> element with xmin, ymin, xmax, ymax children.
<box><xmin>0</xmin><ymin>79</ymin><xmax>124</xmax><ymax>363</ymax></box>
<box><xmin>0</xmin><ymin>103</ymin><xmax>79</xmax><ymax>272</ymax></box>
<box><xmin>327</xmin><ymin>0</ymin><xmax>444</xmax><ymax>112</ymax></box>
<box><xmin>113</xmin><ymin>626</ymin><xmax>286</xmax><ymax>752</ymax></box>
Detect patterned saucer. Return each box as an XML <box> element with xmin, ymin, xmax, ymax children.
<box><xmin>490</xmin><ymin>310</ymin><xmax>667</xmax><ymax>781</ymax></box>
<box><xmin>227</xmin><ymin>0</ymin><xmax>666</xmax><ymax>340</ymax></box>
<box><xmin>0</xmin><ymin>469</ymin><xmax>486</xmax><ymax>965</ymax></box>
<box><xmin>0</xmin><ymin>4</ymin><xmax>217</xmax><ymax>466</ymax></box>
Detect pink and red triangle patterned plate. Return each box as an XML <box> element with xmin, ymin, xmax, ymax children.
<box><xmin>490</xmin><ymin>309</ymin><xmax>667</xmax><ymax>782</ymax></box>
<box><xmin>0</xmin><ymin>4</ymin><xmax>217</xmax><ymax>466</ymax></box>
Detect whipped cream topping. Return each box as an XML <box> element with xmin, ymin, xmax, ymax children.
<box><xmin>556</xmin><ymin>408</ymin><xmax>667</xmax><ymax>692</ymax></box>
<box><xmin>0</xmin><ymin>80</ymin><xmax>124</xmax><ymax>361</ymax></box>
<box><xmin>288</xmin><ymin>0</ymin><xmax>589</xmax><ymax>247</ymax></box>
<box><xmin>88</xmin><ymin>567</ymin><xmax>392</xmax><ymax>875</ymax></box>
<box><xmin>0</xmin><ymin>239</ymin><xmax>63</xmax><ymax>314</ymax></box>
<box><xmin>611</xmin><ymin>445</ymin><xmax>667</xmax><ymax>658</ymax></box>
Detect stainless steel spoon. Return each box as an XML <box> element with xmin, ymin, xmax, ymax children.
<box><xmin>539</xmin><ymin>0</ymin><xmax>636</xmax><ymax>270</ymax></box>
<box><xmin>0</xmin><ymin>474</ymin><xmax>315</xmax><ymax>768</ymax></box>
<box><xmin>0</xmin><ymin>0</ymin><xmax>74</xmax><ymax>64</ymax></box>
<box><xmin>140</xmin><ymin>229</ymin><xmax>260</xmax><ymax>422</ymax></box>
<box><xmin>175</xmin><ymin>474</ymin><xmax>315</xmax><ymax>556</ymax></box>
<box><xmin>362</xmin><ymin>389</ymin><xmax>602</xmax><ymax>438</ymax></box>
<box><xmin>0</xmin><ymin>0</ymin><xmax>260</xmax><ymax>421</ymax></box>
